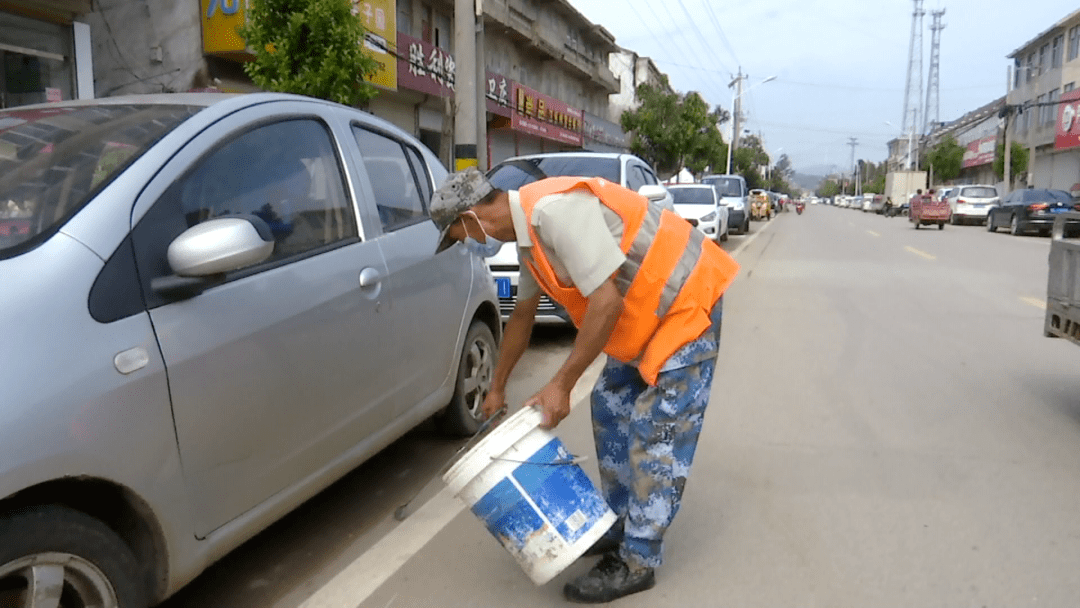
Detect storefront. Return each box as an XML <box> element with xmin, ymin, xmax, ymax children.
<box><xmin>582</xmin><ymin>111</ymin><xmax>627</xmax><ymax>153</ymax></box>
<box><xmin>484</xmin><ymin>76</ymin><xmax>582</xmax><ymax>167</ymax></box>
<box><xmin>955</xmin><ymin>115</ymin><xmax>998</xmax><ymax>186</ymax></box>
<box><xmin>386</xmin><ymin>31</ymin><xmax>455</xmax><ymax>163</ymax></box>
<box><xmin>1053</xmin><ymin>89</ymin><xmax>1080</xmax><ymax>196</ymax></box>
<box><xmin>0</xmin><ymin>6</ymin><xmax>93</xmax><ymax>108</ymax></box>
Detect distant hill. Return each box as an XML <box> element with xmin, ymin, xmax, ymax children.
<box><xmin>790</xmin><ymin>172</ymin><xmax>825</xmax><ymax>193</ymax></box>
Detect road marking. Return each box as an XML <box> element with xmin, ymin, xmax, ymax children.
<box><xmin>866</xmin><ymin>230</ymin><xmax>880</xmax><ymax>237</ymax></box>
<box><xmin>904</xmin><ymin>246</ymin><xmax>936</xmax><ymax>260</ymax></box>
<box><xmin>298</xmin><ymin>362</ymin><xmax>605</xmax><ymax>608</ymax></box>
<box><xmin>1020</xmin><ymin>296</ymin><xmax>1047</xmax><ymax>310</ymax></box>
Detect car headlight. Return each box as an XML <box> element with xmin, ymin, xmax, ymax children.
<box><xmin>701</xmin><ymin>212</ymin><xmax>717</xmax><ymax>222</ymax></box>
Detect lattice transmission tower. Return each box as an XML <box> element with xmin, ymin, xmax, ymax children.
<box><xmin>901</xmin><ymin>0</ymin><xmax>925</xmax><ymax>138</ymax></box>
<box><xmin>924</xmin><ymin>9</ymin><xmax>946</xmax><ymax>133</ymax></box>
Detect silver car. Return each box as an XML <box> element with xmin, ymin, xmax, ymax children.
<box><xmin>0</xmin><ymin>93</ymin><xmax>500</xmax><ymax>607</ymax></box>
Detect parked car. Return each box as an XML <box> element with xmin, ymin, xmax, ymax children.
<box><xmin>483</xmin><ymin>151</ymin><xmax>673</xmax><ymax>323</ymax></box>
<box><xmin>868</xmin><ymin>194</ymin><xmax>886</xmax><ymax>214</ymax></box>
<box><xmin>0</xmin><ymin>93</ymin><xmax>501</xmax><ymax>607</ymax></box>
<box><xmin>701</xmin><ymin>174</ymin><xmax>750</xmax><ymax>234</ymax></box>
<box><xmin>946</xmin><ymin>185</ymin><xmax>999</xmax><ymax>225</ymax></box>
<box><xmin>987</xmin><ymin>188</ymin><xmax>1079</xmax><ymax>236</ymax></box>
<box><xmin>667</xmin><ymin>183</ymin><xmax>729</xmax><ymax>242</ymax></box>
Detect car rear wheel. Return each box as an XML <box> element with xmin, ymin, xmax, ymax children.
<box><xmin>986</xmin><ymin>215</ymin><xmax>996</xmax><ymax>232</ymax></box>
<box><xmin>938</xmin><ymin>222</ymin><xmax>944</xmax><ymax>230</ymax></box>
<box><xmin>0</xmin><ymin>505</ymin><xmax>146</xmax><ymax>608</ymax></box>
<box><xmin>438</xmin><ymin>321</ymin><xmax>497</xmax><ymax>436</ymax></box>
<box><xmin>1010</xmin><ymin>214</ymin><xmax>1023</xmax><ymax>236</ymax></box>
<box><xmin>949</xmin><ymin>214</ymin><xmax>957</xmax><ymax>225</ymax></box>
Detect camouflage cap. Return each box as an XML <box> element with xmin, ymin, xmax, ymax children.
<box><xmin>430</xmin><ymin>167</ymin><xmax>494</xmax><ymax>235</ymax></box>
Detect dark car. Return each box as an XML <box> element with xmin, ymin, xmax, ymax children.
<box><xmin>987</xmin><ymin>188</ymin><xmax>1078</xmax><ymax>236</ymax></box>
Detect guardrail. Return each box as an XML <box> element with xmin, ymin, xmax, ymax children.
<box><xmin>1045</xmin><ymin>211</ymin><xmax>1080</xmax><ymax>344</ymax></box>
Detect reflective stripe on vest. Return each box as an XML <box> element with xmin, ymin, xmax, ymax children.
<box><xmin>517</xmin><ymin>177</ymin><xmax>740</xmax><ymax>384</ymax></box>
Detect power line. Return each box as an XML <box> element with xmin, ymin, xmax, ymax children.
<box><xmin>698</xmin><ymin>0</ymin><xmax>740</xmax><ymax>69</ymax></box>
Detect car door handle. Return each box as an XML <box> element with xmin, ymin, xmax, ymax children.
<box><xmin>359</xmin><ymin>267</ymin><xmax>381</xmax><ymax>288</ymax></box>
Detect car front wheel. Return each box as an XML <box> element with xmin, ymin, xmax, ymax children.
<box><xmin>438</xmin><ymin>321</ymin><xmax>497</xmax><ymax>436</ymax></box>
<box><xmin>987</xmin><ymin>214</ymin><xmax>996</xmax><ymax>232</ymax></box>
<box><xmin>0</xmin><ymin>505</ymin><xmax>146</xmax><ymax>608</ymax></box>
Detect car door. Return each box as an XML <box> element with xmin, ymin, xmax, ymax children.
<box><xmin>349</xmin><ymin>122</ymin><xmax>471</xmax><ymax>418</ymax></box>
<box><xmin>130</xmin><ymin>103</ymin><xmax>395</xmax><ymax>537</ymax></box>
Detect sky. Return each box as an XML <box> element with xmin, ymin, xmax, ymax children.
<box><xmin>566</xmin><ymin>0</ymin><xmax>1071</xmax><ymax>177</ymax></box>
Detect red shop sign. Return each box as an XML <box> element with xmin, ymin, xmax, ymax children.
<box><xmin>511</xmin><ymin>82</ymin><xmax>582</xmax><ymax>146</ymax></box>
<box><xmin>396</xmin><ymin>32</ymin><xmax>455</xmax><ymax>97</ymax></box>
<box><xmin>1056</xmin><ymin>89</ymin><xmax>1080</xmax><ymax>151</ymax></box>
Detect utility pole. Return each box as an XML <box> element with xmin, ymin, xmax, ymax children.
<box><xmin>453</xmin><ymin>0</ymin><xmax>477</xmax><ymax>170</ymax></box>
<box><xmin>474</xmin><ymin>0</ymin><xmax>487</xmax><ymax>169</ymax></box>
<box><xmin>1003</xmin><ymin>66</ymin><xmax>1012</xmax><ymax>193</ymax></box>
<box><xmin>848</xmin><ymin>137</ymin><xmax>858</xmax><ymax>194</ymax></box>
<box><xmin>730</xmin><ymin>69</ymin><xmax>746</xmax><ymax>154</ymax></box>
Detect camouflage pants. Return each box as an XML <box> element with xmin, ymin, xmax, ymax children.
<box><xmin>590</xmin><ymin>302</ymin><xmax>721</xmax><ymax>569</ymax></box>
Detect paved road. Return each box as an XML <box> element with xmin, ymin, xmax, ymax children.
<box><xmin>164</xmin><ymin>206</ymin><xmax>1080</xmax><ymax>607</ymax></box>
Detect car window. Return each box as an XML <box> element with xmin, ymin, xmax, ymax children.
<box><xmin>960</xmin><ymin>187</ymin><xmax>996</xmax><ymax>198</ymax></box>
<box><xmin>352</xmin><ymin>126</ymin><xmax>429</xmax><ymax>232</ymax></box>
<box><xmin>403</xmin><ymin>145</ymin><xmax>433</xmax><ymax>204</ymax></box>
<box><xmin>669</xmin><ymin>187</ymin><xmax>715</xmax><ymax>204</ymax></box>
<box><xmin>641</xmin><ymin>166</ymin><xmax>660</xmax><ymax>185</ymax></box>
<box><xmin>486</xmin><ymin>156</ymin><xmax>621</xmax><ymax>190</ymax></box>
<box><xmin>625</xmin><ymin>164</ymin><xmax>647</xmax><ymax>191</ymax></box>
<box><xmin>704</xmin><ymin>177</ymin><xmax>744</xmax><ymax>197</ymax></box>
<box><xmin>0</xmin><ymin>104</ymin><xmax>200</xmax><ymax>259</ymax></box>
<box><xmin>177</xmin><ymin>119</ymin><xmax>355</xmax><ymax>261</ymax></box>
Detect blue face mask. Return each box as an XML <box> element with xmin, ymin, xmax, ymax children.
<box><xmin>460</xmin><ymin>212</ymin><xmax>504</xmax><ymax>257</ymax></box>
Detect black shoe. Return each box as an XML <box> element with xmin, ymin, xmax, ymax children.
<box><xmin>564</xmin><ymin>554</ymin><xmax>656</xmax><ymax>604</ymax></box>
<box><xmin>581</xmin><ymin>535</ymin><xmax>619</xmax><ymax>557</ymax></box>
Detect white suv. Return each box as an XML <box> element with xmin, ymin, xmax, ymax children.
<box><xmin>946</xmin><ymin>185</ymin><xmax>999</xmax><ymax>225</ymax></box>
<box><xmin>484</xmin><ymin>152</ymin><xmax>674</xmax><ymax>323</ymax></box>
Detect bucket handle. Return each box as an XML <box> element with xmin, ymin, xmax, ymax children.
<box><xmin>489</xmin><ymin>455</ymin><xmax>589</xmax><ymax>466</ymax></box>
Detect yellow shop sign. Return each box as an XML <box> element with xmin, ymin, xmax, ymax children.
<box><xmin>201</xmin><ymin>0</ymin><xmax>252</xmax><ymax>56</ymax></box>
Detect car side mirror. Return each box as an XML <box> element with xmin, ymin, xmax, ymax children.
<box><xmin>152</xmin><ymin>216</ymin><xmax>274</xmax><ymax>300</ymax></box>
<box><xmin>638</xmin><ymin>184</ymin><xmax>669</xmax><ymax>202</ymax></box>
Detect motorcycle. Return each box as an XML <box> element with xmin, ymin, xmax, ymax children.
<box><xmin>795</xmin><ymin>201</ymin><xmax>805</xmax><ymax>215</ymax></box>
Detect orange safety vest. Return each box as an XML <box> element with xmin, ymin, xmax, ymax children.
<box><xmin>518</xmin><ymin>177</ymin><xmax>740</xmax><ymax>385</ymax></box>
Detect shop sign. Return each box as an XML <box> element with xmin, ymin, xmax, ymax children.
<box><xmin>200</xmin><ymin>0</ymin><xmax>252</xmax><ymax>56</ymax></box>
<box><xmin>354</xmin><ymin>0</ymin><xmax>396</xmax><ymax>91</ymax></box>
<box><xmin>582</xmin><ymin>112</ymin><xmax>627</xmax><ymax>151</ymax></box>
<box><xmin>961</xmin><ymin>136</ymin><xmax>996</xmax><ymax>168</ymax></box>
<box><xmin>396</xmin><ymin>33</ymin><xmax>455</xmax><ymax>97</ymax></box>
<box><xmin>486</xmin><ymin>71</ymin><xmax>512</xmax><ymax>117</ymax></box>
<box><xmin>511</xmin><ymin>82</ymin><xmax>581</xmax><ymax>146</ymax></box>
<box><xmin>1056</xmin><ymin>89</ymin><xmax>1080</xmax><ymax>151</ymax></box>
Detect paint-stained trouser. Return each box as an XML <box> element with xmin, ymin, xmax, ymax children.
<box><xmin>590</xmin><ymin>302</ymin><xmax>721</xmax><ymax>569</ymax></box>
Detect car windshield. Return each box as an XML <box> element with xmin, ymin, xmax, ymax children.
<box><xmin>0</xmin><ymin>104</ymin><xmax>200</xmax><ymax>258</ymax></box>
<box><xmin>669</xmin><ymin>187</ymin><xmax>714</xmax><ymax>204</ymax></box>
<box><xmin>1022</xmin><ymin>189</ymin><xmax>1072</xmax><ymax>203</ymax></box>
<box><xmin>486</xmin><ymin>156</ymin><xmax>620</xmax><ymax>191</ymax></box>
<box><xmin>960</xmin><ymin>187</ymin><xmax>996</xmax><ymax>198</ymax></box>
<box><xmin>703</xmin><ymin>177</ymin><xmax>743</xmax><ymax>197</ymax></box>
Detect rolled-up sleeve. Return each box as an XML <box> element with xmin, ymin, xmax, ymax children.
<box><xmin>532</xmin><ymin>191</ymin><xmax>626</xmax><ymax>297</ymax></box>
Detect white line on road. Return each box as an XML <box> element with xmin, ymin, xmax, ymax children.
<box><xmin>298</xmin><ymin>363</ymin><xmax>605</xmax><ymax>608</ymax></box>
<box><xmin>1020</xmin><ymin>296</ymin><xmax>1047</xmax><ymax>310</ymax></box>
<box><xmin>866</xmin><ymin>230</ymin><xmax>880</xmax><ymax>237</ymax></box>
<box><xmin>730</xmin><ymin>217</ymin><xmax>776</xmax><ymax>258</ymax></box>
<box><xmin>904</xmin><ymin>246</ymin><xmax>937</xmax><ymax>260</ymax></box>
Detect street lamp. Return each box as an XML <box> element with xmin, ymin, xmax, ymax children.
<box><xmin>725</xmin><ymin>75</ymin><xmax>777</xmax><ymax>174</ymax></box>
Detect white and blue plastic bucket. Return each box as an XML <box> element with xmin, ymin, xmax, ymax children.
<box><xmin>443</xmin><ymin>406</ymin><xmax>616</xmax><ymax>585</ymax></box>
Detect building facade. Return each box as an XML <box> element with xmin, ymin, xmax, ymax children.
<box><xmin>1007</xmin><ymin>7</ymin><xmax>1080</xmax><ymax>193</ymax></box>
<box><xmin>1</xmin><ymin>0</ymin><xmax>635</xmax><ymax>171</ymax></box>
<box><xmin>924</xmin><ymin>97</ymin><xmax>1005</xmax><ymax>189</ymax></box>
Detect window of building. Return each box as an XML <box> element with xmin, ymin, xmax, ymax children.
<box><xmin>1014</xmin><ymin>58</ymin><xmax>1022</xmax><ymax>88</ymax></box>
<box><xmin>1026</xmin><ymin>53</ymin><xmax>1035</xmax><ymax>82</ymax></box>
<box><xmin>1035</xmin><ymin>94</ymin><xmax>1047</xmax><ymax>127</ymax></box>
<box><xmin>1053</xmin><ymin>34</ymin><xmax>1064</xmax><ymax>68</ymax></box>
<box><xmin>1048</xmin><ymin>88</ymin><xmax>1060</xmax><ymax>126</ymax></box>
<box><xmin>1039</xmin><ymin>44</ymin><xmax>1048</xmax><ymax>72</ymax></box>
<box><xmin>1069</xmin><ymin>25</ymin><xmax>1080</xmax><ymax>61</ymax></box>
<box><xmin>0</xmin><ymin>12</ymin><xmax>75</xmax><ymax>108</ymax></box>
<box><xmin>397</xmin><ymin>0</ymin><xmax>412</xmax><ymax>37</ymax></box>
<box><xmin>1066</xmin><ymin>82</ymin><xmax>1076</xmax><ymax>93</ymax></box>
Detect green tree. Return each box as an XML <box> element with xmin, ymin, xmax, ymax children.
<box><xmin>865</xmin><ymin>174</ymin><xmax>886</xmax><ymax>194</ymax></box>
<box><xmin>240</xmin><ymin>0</ymin><xmax>381</xmax><ymax>106</ymax></box>
<box><xmin>620</xmin><ymin>80</ymin><xmax>729</xmax><ymax>178</ymax></box>
<box><xmin>993</xmin><ymin>142</ymin><xmax>1029</xmax><ymax>183</ymax></box>
<box><xmin>922</xmin><ymin>136</ymin><xmax>965</xmax><ymax>181</ymax></box>
<box><xmin>817</xmin><ymin>179</ymin><xmax>841</xmax><ymax>198</ymax></box>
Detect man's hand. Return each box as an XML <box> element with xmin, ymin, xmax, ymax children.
<box><xmin>482</xmin><ymin>386</ymin><xmax>506</xmax><ymax>420</ymax></box>
<box><xmin>526</xmin><ymin>381</ymin><xmax>572</xmax><ymax>429</ymax></box>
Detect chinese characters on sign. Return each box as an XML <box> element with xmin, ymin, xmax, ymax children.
<box><xmin>396</xmin><ymin>33</ymin><xmax>455</xmax><ymax>97</ymax></box>
<box><xmin>353</xmin><ymin>0</ymin><xmax>397</xmax><ymax>91</ymax></box>
<box><xmin>961</xmin><ymin>136</ymin><xmax>996</xmax><ymax>168</ymax></box>
<box><xmin>1056</xmin><ymin>89</ymin><xmax>1080</xmax><ymax>151</ymax></box>
<box><xmin>486</xmin><ymin>71</ymin><xmax>512</xmax><ymax>117</ymax></box>
<box><xmin>511</xmin><ymin>82</ymin><xmax>582</xmax><ymax>146</ymax></box>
